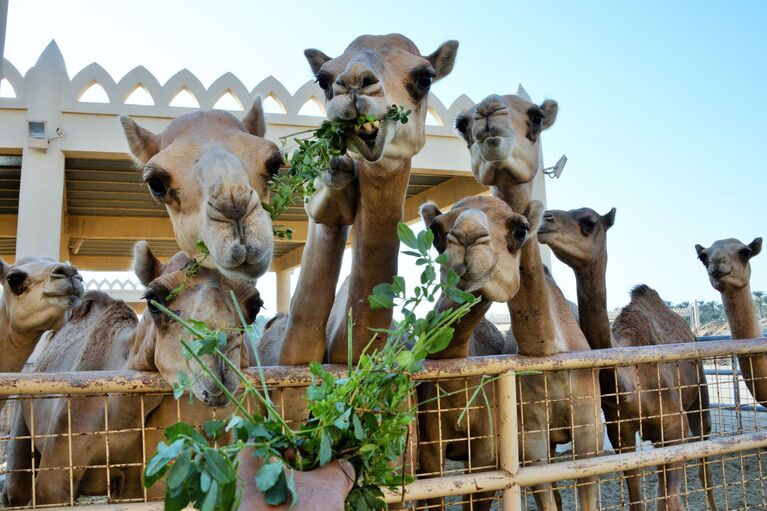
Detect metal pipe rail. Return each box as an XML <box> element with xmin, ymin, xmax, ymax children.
<box><xmin>0</xmin><ymin>337</ymin><xmax>765</xmax><ymax>510</ymax></box>
<box><xmin>0</xmin><ymin>337</ymin><xmax>765</xmax><ymax>394</ymax></box>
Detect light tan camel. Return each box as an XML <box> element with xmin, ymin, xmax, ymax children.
<box><xmin>279</xmin><ymin>34</ymin><xmax>459</xmax><ymax>366</ymax></box>
<box><xmin>120</xmin><ymin>98</ymin><xmax>283</xmax><ymax>283</ymax></box>
<box><xmin>416</xmin><ymin>195</ymin><xmax>542</xmax><ymax>511</ymax></box>
<box><xmin>1</xmin><ymin>244</ymin><xmax>262</xmax><ymax>506</ymax></box>
<box><xmin>540</xmin><ymin>207</ymin><xmax>716</xmax><ymax>511</ymax></box>
<box><xmin>0</xmin><ymin>257</ymin><xmax>83</xmax><ymax>378</ymax></box>
<box><xmin>455</xmin><ymin>91</ymin><xmax>603</xmax><ymax>510</ymax></box>
<box><xmin>696</xmin><ymin>237</ymin><xmax>766</xmax><ymax>404</ymax></box>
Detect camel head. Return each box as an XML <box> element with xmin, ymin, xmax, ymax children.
<box><xmin>538</xmin><ymin>207</ymin><xmax>617</xmax><ymax>270</ymax></box>
<box><xmin>120</xmin><ymin>99</ymin><xmax>283</xmax><ymax>284</ymax></box>
<box><xmin>0</xmin><ymin>257</ymin><xmax>84</xmax><ymax>334</ymax></box>
<box><xmin>695</xmin><ymin>237</ymin><xmax>762</xmax><ymax>294</ymax></box>
<box><xmin>455</xmin><ymin>93</ymin><xmax>558</xmax><ymax>187</ymax></box>
<box><xmin>305</xmin><ymin>34</ymin><xmax>458</xmax><ymax>170</ymax></box>
<box><xmin>133</xmin><ymin>243</ymin><xmax>263</xmax><ymax>408</ymax></box>
<box><xmin>420</xmin><ymin>196</ymin><xmax>542</xmax><ymax>302</ymax></box>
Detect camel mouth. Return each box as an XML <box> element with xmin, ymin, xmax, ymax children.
<box><xmin>457</xmin><ymin>267</ymin><xmax>495</xmax><ymax>294</ymax></box>
<box><xmin>477</xmin><ymin>136</ymin><xmax>512</xmax><ymax>163</ymax></box>
<box><xmin>346</xmin><ymin>118</ymin><xmax>394</xmax><ymax>162</ymax></box>
<box><xmin>710</xmin><ymin>269</ymin><xmax>732</xmax><ymax>280</ymax></box>
<box><xmin>43</xmin><ymin>278</ymin><xmax>85</xmax><ymax>304</ymax></box>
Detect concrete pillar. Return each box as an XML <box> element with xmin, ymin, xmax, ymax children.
<box><xmin>276</xmin><ymin>270</ymin><xmax>291</xmax><ymax>313</ymax></box>
<box><xmin>16</xmin><ymin>41</ymin><xmax>67</xmax><ymax>260</ymax></box>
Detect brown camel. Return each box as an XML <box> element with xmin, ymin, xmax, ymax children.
<box><xmin>696</xmin><ymin>237</ymin><xmax>766</xmax><ymax>404</ymax></box>
<box><xmin>279</xmin><ymin>34</ymin><xmax>459</xmax><ymax>366</ymax></box>
<box><xmin>120</xmin><ymin>98</ymin><xmax>283</xmax><ymax>283</ymax></box>
<box><xmin>0</xmin><ymin>257</ymin><xmax>83</xmax><ymax>377</ymax></box>
<box><xmin>1</xmin><ymin>244</ymin><xmax>262</xmax><ymax>506</ymax></box>
<box><xmin>455</xmin><ymin>91</ymin><xmax>603</xmax><ymax>510</ymax></box>
<box><xmin>416</xmin><ymin>195</ymin><xmax>542</xmax><ymax>511</ymax></box>
<box><xmin>539</xmin><ymin>207</ymin><xmax>716</xmax><ymax>511</ymax></box>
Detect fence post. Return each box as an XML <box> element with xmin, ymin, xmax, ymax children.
<box><xmin>499</xmin><ymin>370</ymin><xmax>521</xmax><ymax>510</ymax></box>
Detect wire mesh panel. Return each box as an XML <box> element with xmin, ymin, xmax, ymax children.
<box><xmin>0</xmin><ymin>338</ymin><xmax>766</xmax><ymax>510</ymax></box>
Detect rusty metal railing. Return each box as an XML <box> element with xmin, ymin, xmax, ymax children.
<box><xmin>0</xmin><ymin>337</ymin><xmax>766</xmax><ymax>510</ymax></box>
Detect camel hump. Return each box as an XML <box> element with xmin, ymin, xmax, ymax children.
<box><xmin>69</xmin><ymin>290</ymin><xmax>134</xmax><ymax>323</ymax></box>
<box><xmin>614</xmin><ymin>284</ymin><xmax>696</xmax><ymax>346</ymax></box>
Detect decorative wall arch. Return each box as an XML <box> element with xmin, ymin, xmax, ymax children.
<box><xmin>115</xmin><ymin>66</ymin><xmax>163</xmax><ymax>106</ymax></box>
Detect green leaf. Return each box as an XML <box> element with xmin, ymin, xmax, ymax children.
<box><xmin>369</xmin><ymin>283</ymin><xmax>395</xmax><ymax>309</ymax></box>
<box><xmin>201</xmin><ymin>479</ymin><xmax>218</xmax><ymax>511</ymax></box>
<box><xmin>166</xmin><ymin>450</ymin><xmax>192</xmax><ymax>489</ymax></box>
<box><xmin>395</xmin><ymin>350</ymin><xmax>415</xmax><ymax>369</ymax></box>
<box><xmin>256</xmin><ymin>460</ymin><xmax>284</xmax><ymax>491</ymax></box>
<box><xmin>319</xmin><ymin>430</ymin><xmax>332</xmax><ymax>465</ymax></box>
<box><xmin>165</xmin><ymin>422</ymin><xmax>208</xmax><ymax>446</ymax></box>
<box><xmin>203</xmin><ymin>420</ymin><xmax>225</xmax><ymax>440</ymax></box>
<box><xmin>200</xmin><ymin>470</ymin><xmax>212</xmax><ymax>492</ymax></box>
<box><xmin>435</xmin><ymin>252</ymin><xmax>448</xmax><ymax>265</ymax></box>
<box><xmin>427</xmin><ymin>328</ymin><xmax>454</xmax><ymax>354</ymax></box>
<box><xmin>204</xmin><ymin>448</ymin><xmax>236</xmax><ymax>484</ymax></box>
<box><xmin>286</xmin><ymin>469</ymin><xmax>298</xmax><ymax>509</ymax></box>
<box><xmin>397</xmin><ymin>222</ymin><xmax>418</xmax><ymax>249</ymax></box>
<box><xmin>352</xmin><ymin>413</ymin><xmax>366</xmax><ymax>440</ymax></box>
<box><xmin>264</xmin><ymin>471</ymin><xmax>289</xmax><ymax>506</ymax></box>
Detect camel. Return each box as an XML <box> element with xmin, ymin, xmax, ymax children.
<box><xmin>416</xmin><ymin>195</ymin><xmax>542</xmax><ymax>511</ymax></box>
<box><xmin>454</xmin><ymin>91</ymin><xmax>603</xmax><ymax>510</ymax></box>
<box><xmin>1</xmin><ymin>244</ymin><xmax>262</xmax><ymax>506</ymax></box>
<box><xmin>278</xmin><ymin>34</ymin><xmax>459</xmax><ymax>366</ymax></box>
<box><xmin>695</xmin><ymin>237</ymin><xmax>766</xmax><ymax>405</ymax></box>
<box><xmin>120</xmin><ymin>98</ymin><xmax>283</xmax><ymax>283</ymax></box>
<box><xmin>0</xmin><ymin>257</ymin><xmax>83</xmax><ymax>381</ymax></box>
<box><xmin>539</xmin><ymin>207</ymin><xmax>716</xmax><ymax>511</ymax></box>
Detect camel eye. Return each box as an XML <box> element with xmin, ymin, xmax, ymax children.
<box><xmin>265</xmin><ymin>152</ymin><xmax>284</xmax><ymax>180</ymax></box>
<box><xmin>739</xmin><ymin>247</ymin><xmax>753</xmax><ymax>261</ymax></box>
<box><xmin>416</xmin><ymin>74</ymin><xmax>433</xmax><ymax>90</ymax></box>
<box><xmin>143</xmin><ymin>291</ymin><xmax>164</xmax><ymax>315</ymax></box>
<box><xmin>6</xmin><ymin>272</ymin><xmax>27</xmax><ymax>295</ymax></box>
<box><xmin>316</xmin><ymin>72</ymin><xmax>332</xmax><ymax>91</ymax></box>
<box><xmin>146</xmin><ymin>176</ymin><xmax>168</xmax><ymax>199</ymax></box>
<box><xmin>580</xmin><ymin>218</ymin><xmax>597</xmax><ymax>235</ymax></box>
<box><xmin>513</xmin><ymin>226</ymin><xmax>529</xmax><ymax>242</ymax></box>
<box><xmin>531</xmin><ymin>114</ymin><xmax>544</xmax><ymax>128</ymax></box>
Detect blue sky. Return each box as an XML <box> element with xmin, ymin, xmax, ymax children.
<box><xmin>4</xmin><ymin>0</ymin><xmax>766</xmax><ymax>311</ymax></box>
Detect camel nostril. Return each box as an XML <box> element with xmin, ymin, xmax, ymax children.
<box><xmin>230</xmin><ymin>244</ymin><xmax>247</xmax><ymax>266</ymax></box>
<box><xmin>454</xmin><ymin>263</ymin><xmax>467</xmax><ymax>277</ymax></box>
<box><xmin>486</xmin><ymin>137</ymin><xmax>501</xmax><ymax>148</ymax></box>
<box><xmin>51</xmin><ymin>265</ymin><xmax>74</xmax><ymax>278</ymax></box>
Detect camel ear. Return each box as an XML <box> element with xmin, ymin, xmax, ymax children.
<box><xmin>120</xmin><ymin>115</ymin><xmax>160</xmax><ymax>164</ymax></box>
<box><xmin>524</xmin><ymin>200</ymin><xmax>544</xmax><ymax>235</ymax></box>
<box><xmin>602</xmin><ymin>208</ymin><xmax>616</xmax><ymax>230</ymax></box>
<box><xmin>749</xmin><ymin>237</ymin><xmax>763</xmax><ymax>258</ymax></box>
<box><xmin>419</xmin><ymin>202</ymin><xmax>442</xmax><ymax>227</ymax></box>
<box><xmin>454</xmin><ymin>110</ymin><xmax>473</xmax><ymax>146</ymax></box>
<box><xmin>242</xmin><ymin>97</ymin><xmax>266</xmax><ymax>138</ymax></box>
<box><xmin>426</xmin><ymin>40</ymin><xmax>459</xmax><ymax>81</ymax></box>
<box><xmin>134</xmin><ymin>241</ymin><xmax>164</xmax><ymax>286</ymax></box>
<box><xmin>0</xmin><ymin>257</ymin><xmax>8</xmax><ymax>280</ymax></box>
<box><xmin>540</xmin><ymin>100</ymin><xmax>558</xmax><ymax>130</ymax></box>
<box><xmin>694</xmin><ymin>244</ymin><xmax>708</xmax><ymax>264</ymax></box>
<box><xmin>304</xmin><ymin>48</ymin><xmax>332</xmax><ymax>76</ymax></box>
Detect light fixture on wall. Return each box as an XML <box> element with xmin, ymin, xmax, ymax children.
<box><xmin>27</xmin><ymin>120</ymin><xmax>48</xmax><ymax>149</ymax></box>
<box><xmin>543</xmin><ymin>154</ymin><xmax>567</xmax><ymax>179</ymax></box>
<box><xmin>26</xmin><ymin>120</ymin><xmax>63</xmax><ymax>151</ymax></box>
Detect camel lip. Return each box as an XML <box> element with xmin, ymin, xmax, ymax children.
<box><xmin>346</xmin><ymin>118</ymin><xmax>392</xmax><ymax>162</ymax></box>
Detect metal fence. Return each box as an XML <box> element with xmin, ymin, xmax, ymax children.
<box><xmin>1</xmin><ymin>338</ymin><xmax>767</xmax><ymax>510</ymax></box>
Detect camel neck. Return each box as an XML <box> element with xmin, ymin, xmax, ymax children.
<box><xmin>722</xmin><ymin>285</ymin><xmax>761</xmax><ymax>340</ymax></box>
<box><xmin>343</xmin><ymin>159</ymin><xmax>413</xmax><ymax>359</ymax></box>
<box><xmin>429</xmin><ymin>295</ymin><xmax>492</xmax><ymax>359</ymax></box>
<box><xmin>573</xmin><ymin>261</ymin><xmax>614</xmax><ymax>350</ymax></box>
<box><xmin>494</xmin><ymin>177</ymin><xmax>560</xmax><ymax>355</ymax></box>
<box><xmin>0</xmin><ymin>301</ymin><xmax>48</xmax><ymax>373</ymax></box>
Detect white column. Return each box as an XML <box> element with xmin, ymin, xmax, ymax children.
<box><xmin>276</xmin><ymin>270</ymin><xmax>291</xmax><ymax>313</ymax></box>
<box><xmin>0</xmin><ymin>0</ymin><xmax>8</xmax><ymax>75</ymax></box>
<box><xmin>16</xmin><ymin>41</ymin><xmax>67</xmax><ymax>260</ymax></box>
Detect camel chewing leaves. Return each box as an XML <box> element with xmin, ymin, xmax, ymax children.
<box><xmin>145</xmin><ymin>222</ymin><xmax>480</xmax><ymax>510</ymax></box>
<box><xmin>267</xmin><ymin>105</ymin><xmax>411</xmax><ymax>239</ymax></box>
